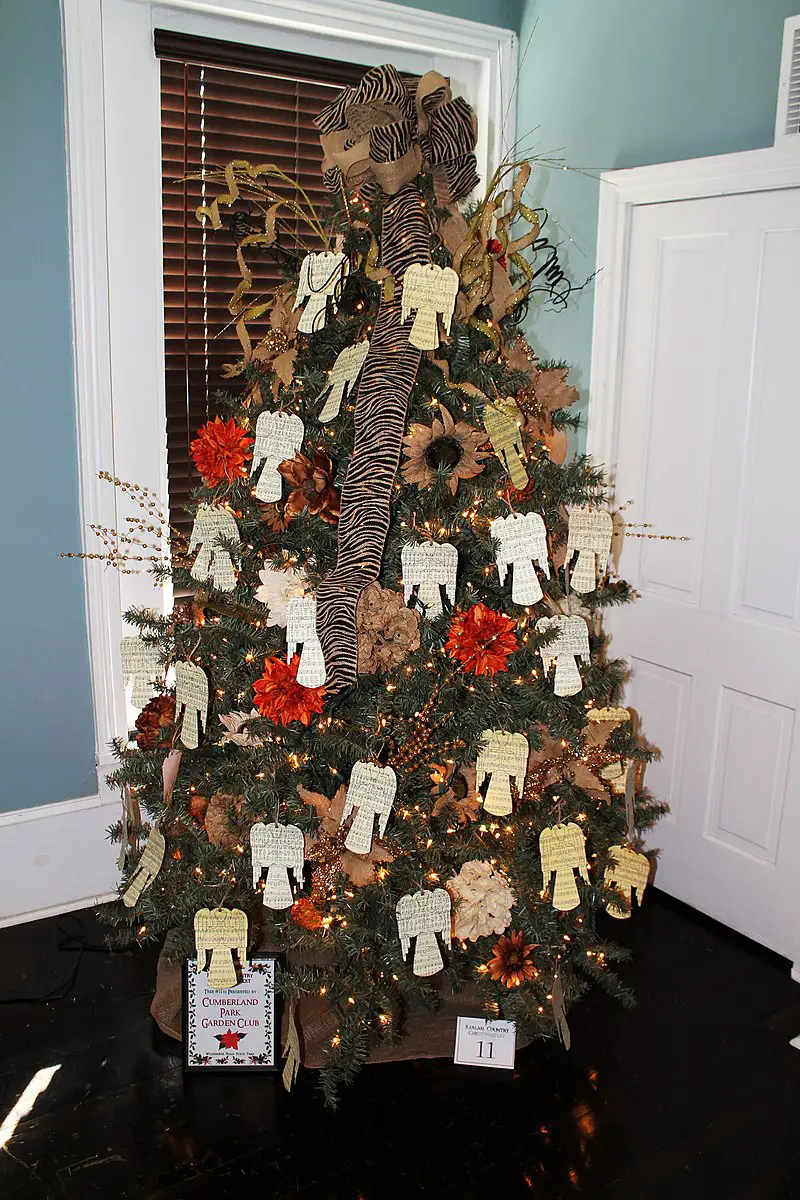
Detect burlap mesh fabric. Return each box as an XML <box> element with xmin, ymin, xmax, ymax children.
<box><xmin>150</xmin><ymin>922</ymin><xmax>532</xmax><ymax>1067</ymax></box>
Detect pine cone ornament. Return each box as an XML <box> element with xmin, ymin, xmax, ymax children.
<box><xmin>203</xmin><ymin>791</ymin><xmax>247</xmax><ymax>851</ymax></box>
<box><xmin>447</xmin><ymin>860</ymin><xmax>515</xmax><ymax>942</ymax></box>
<box><xmin>356</xmin><ymin>582</ymin><xmax>421</xmax><ymax>674</ymax></box>
<box><xmin>134</xmin><ymin>695</ymin><xmax>176</xmax><ymax>749</ymax></box>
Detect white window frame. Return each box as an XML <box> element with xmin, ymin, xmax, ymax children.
<box><xmin>61</xmin><ymin>0</ymin><xmax>517</xmax><ymax>790</ymax></box>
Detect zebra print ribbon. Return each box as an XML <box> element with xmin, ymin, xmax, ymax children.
<box><xmin>314</xmin><ymin>67</ymin><xmax>478</xmax><ymax>694</ymax></box>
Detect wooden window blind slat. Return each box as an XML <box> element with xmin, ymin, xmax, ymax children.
<box><xmin>158</xmin><ymin>34</ymin><xmax>364</xmax><ymax>538</ymax></box>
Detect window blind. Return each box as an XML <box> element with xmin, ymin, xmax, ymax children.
<box><xmin>156</xmin><ymin>30</ymin><xmax>364</xmax><ymax>535</ymax></box>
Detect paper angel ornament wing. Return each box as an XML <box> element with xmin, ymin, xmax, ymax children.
<box><xmin>483</xmin><ymin>398</ymin><xmax>528</xmax><ymax>490</ymax></box>
<box><xmin>401</xmin><ymin>264</ymin><xmax>459</xmax><ymax>350</ymax></box>
<box><xmin>428</xmin><ymin>887</ymin><xmax>452</xmax><ymax>947</ymax></box>
<box><xmin>251</xmin><ymin>411</ymin><xmax>304</xmax><ymax>503</ymax></box>
<box><xmin>121</xmin><ymin>636</ymin><xmax>161</xmax><ymax>709</ymax></box>
<box><xmin>477</xmin><ymin>730</ymin><xmax>529</xmax><ymax>816</ymax></box>
<box><xmin>396</xmin><ymin>892</ymin><xmax>417</xmax><ymax>959</ymax></box>
<box><xmin>341</xmin><ymin>761</ymin><xmax>397</xmax><ymax>854</ymax></box>
<box><xmin>536</xmin><ymin>615</ymin><xmax>590</xmax><ymax>697</ymax></box>
<box><xmin>189</xmin><ymin>504</ymin><xmax>240</xmax><ymax>593</ymax></box>
<box><xmin>566</xmin><ymin>507</ymin><xmax>613</xmax><ymax>594</ymax></box>
<box><xmin>194</xmin><ymin>907</ymin><xmax>248</xmax><ymax>989</ymax></box>
<box><xmin>293</xmin><ymin>251</ymin><xmax>348</xmax><ymax>333</ymax></box>
<box><xmin>121</xmin><ymin>827</ymin><xmax>165</xmax><ymax>908</ymax></box>
<box><xmin>319</xmin><ymin>340</ymin><xmax>370</xmax><ymax>423</ymax></box>
<box><xmin>540</xmin><ymin>822</ymin><xmax>588</xmax><ymax>911</ymax></box>
<box><xmin>401</xmin><ymin>541</ymin><xmax>458</xmax><ymax>618</ymax></box>
<box><xmin>175</xmin><ymin>661</ymin><xmax>208</xmax><ymax>749</ymax></box>
<box><xmin>491</xmin><ymin>512</ymin><xmax>549</xmax><ymax>605</ymax></box>
<box><xmin>285</xmin><ymin>596</ymin><xmax>326</xmax><ymax>688</ymax></box>
<box><xmin>604</xmin><ymin>845</ymin><xmax>650</xmax><ymax>919</ymax></box>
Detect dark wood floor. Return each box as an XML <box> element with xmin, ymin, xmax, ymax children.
<box><xmin>1</xmin><ymin>891</ymin><xmax>800</xmax><ymax>1199</ymax></box>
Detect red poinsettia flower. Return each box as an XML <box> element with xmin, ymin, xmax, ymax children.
<box><xmin>445</xmin><ymin>602</ymin><xmax>519</xmax><ymax>677</ymax></box>
<box><xmin>190</xmin><ymin>416</ymin><xmax>253</xmax><ymax>487</ymax></box>
<box><xmin>486</xmin><ymin>236</ymin><xmax>507</xmax><ymax>269</ymax></box>
<box><xmin>253</xmin><ymin>654</ymin><xmax>325</xmax><ymax>727</ymax></box>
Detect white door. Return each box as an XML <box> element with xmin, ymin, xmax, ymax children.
<box><xmin>591</xmin><ymin>153</ymin><xmax>800</xmax><ymax>961</ymax></box>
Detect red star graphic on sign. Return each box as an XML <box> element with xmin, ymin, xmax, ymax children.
<box><xmin>216</xmin><ymin>1029</ymin><xmax>245</xmax><ymax>1050</ymax></box>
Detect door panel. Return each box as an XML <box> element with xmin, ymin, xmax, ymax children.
<box><xmin>604</xmin><ymin>185</ymin><xmax>800</xmax><ymax>957</ymax></box>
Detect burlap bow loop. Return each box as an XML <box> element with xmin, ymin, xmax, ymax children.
<box><xmin>315</xmin><ymin>64</ymin><xmax>478</xmax><ymax>203</ymax></box>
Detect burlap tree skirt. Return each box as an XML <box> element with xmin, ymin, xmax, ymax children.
<box><xmin>150</xmin><ymin>938</ymin><xmax>532</xmax><ymax>1069</ymax></box>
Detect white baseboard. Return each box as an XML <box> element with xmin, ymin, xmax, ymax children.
<box><xmin>0</xmin><ymin>790</ymin><xmax>121</xmax><ymax>927</ymax></box>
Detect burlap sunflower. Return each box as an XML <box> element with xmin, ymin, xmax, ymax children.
<box><xmin>401</xmin><ymin>404</ymin><xmax>488</xmax><ymax>495</ymax></box>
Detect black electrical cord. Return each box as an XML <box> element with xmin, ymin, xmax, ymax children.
<box><xmin>0</xmin><ymin>914</ymin><xmax>123</xmax><ymax>1007</ymax></box>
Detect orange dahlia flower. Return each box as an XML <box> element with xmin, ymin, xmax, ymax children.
<box><xmin>445</xmin><ymin>602</ymin><xmax>519</xmax><ymax>676</ymax></box>
<box><xmin>487</xmin><ymin>930</ymin><xmax>537</xmax><ymax>988</ymax></box>
<box><xmin>252</xmin><ymin>654</ymin><xmax>325</xmax><ymax>727</ymax></box>
<box><xmin>190</xmin><ymin>416</ymin><xmax>253</xmax><ymax>487</ymax></box>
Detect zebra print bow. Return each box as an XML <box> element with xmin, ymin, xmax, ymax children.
<box><xmin>313</xmin><ymin>67</ymin><xmax>478</xmax><ymax>695</ymax></box>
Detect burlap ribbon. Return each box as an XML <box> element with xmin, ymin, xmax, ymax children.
<box><xmin>314</xmin><ymin>66</ymin><xmax>478</xmax><ymax>694</ymax></box>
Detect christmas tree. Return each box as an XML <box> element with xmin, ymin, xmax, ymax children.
<box><xmin>96</xmin><ymin>65</ymin><xmax>664</xmax><ymax>1104</ymax></box>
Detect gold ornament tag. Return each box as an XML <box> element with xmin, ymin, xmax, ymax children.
<box><xmin>189</xmin><ymin>504</ymin><xmax>240</xmax><ymax>594</ymax></box>
<box><xmin>121</xmin><ymin>636</ymin><xmax>161</xmax><ymax>710</ymax></box>
<box><xmin>121</xmin><ymin>826</ymin><xmax>165</xmax><ymax>908</ymax></box>
<box><xmin>175</xmin><ymin>661</ymin><xmax>209</xmax><ymax>750</ymax></box>
<box><xmin>401</xmin><ymin>263</ymin><xmax>459</xmax><ymax>350</ymax></box>
<box><xmin>536</xmin><ymin>615</ymin><xmax>590</xmax><ymax>696</ymax></box>
<box><xmin>539</xmin><ymin>823</ymin><xmax>589</xmax><ymax>911</ymax></box>
<box><xmin>251</xmin><ymin>410</ymin><xmax>304</xmax><ymax>503</ymax></box>
<box><xmin>282</xmin><ymin>1001</ymin><xmax>301</xmax><ymax>1092</ymax></box>
<box><xmin>603</xmin><ymin>845</ymin><xmax>650</xmax><ymax>919</ymax></box>
<box><xmin>286</xmin><ymin>596</ymin><xmax>326</xmax><ymax>688</ymax></box>
<box><xmin>401</xmin><ymin>540</ymin><xmax>458</xmax><ymax>618</ymax></box>
<box><xmin>319</xmin><ymin>340</ymin><xmax>370</xmax><ymax>422</ymax></box>
<box><xmin>483</xmin><ymin>397</ymin><xmax>528</xmax><ymax>490</ymax></box>
<box><xmin>551</xmin><ymin>970</ymin><xmax>571</xmax><ymax>1050</ymax></box>
<box><xmin>194</xmin><ymin>907</ymin><xmax>248</xmax><ymax>990</ymax></box>
<box><xmin>293</xmin><ymin>250</ymin><xmax>349</xmax><ymax>333</ymax></box>
<box><xmin>476</xmin><ymin>730</ymin><xmax>529</xmax><ymax>816</ymax></box>
<box><xmin>249</xmin><ymin>822</ymin><xmax>305</xmax><ymax>909</ymax></box>
<box><xmin>565</xmin><ymin>507</ymin><xmax>613</xmax><ymax>594</ymax></box>
<box><xmin>396</xmin><ymin>888</ymin><xmax>451</xmax><ymax>977</ymax></box>
<box><xmin>340</xmin><ymin>761</ymin><xmax>397</xmax><ymax>855</ymax></box>
<box><xmin>491</xmin><ymin>512</ymin><xmax>549</xmax><ymax>605</ymax></box>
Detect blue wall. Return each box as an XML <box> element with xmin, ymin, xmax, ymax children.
<box><xmin>387</xmin><ymin>0</ymin><xmax>520</xmax><ymax>27</ymax></box>
<box><xmin>0</xmin><ymin>0</ymin><xmax>97</xmax><ymax>811</ymax></box>
<box><xmin>517</xmin><ymin>0</ymin><xmax>797</xmax><ymax>433</ymax></box>
<box><xmin>0</xmin><ymin>0</ymin><xmax>519</xmax><ymax>813</ymax></box>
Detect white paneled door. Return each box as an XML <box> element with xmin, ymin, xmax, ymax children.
<box><xmin>590</xmin><ymin>148</ymin><xmax>800</xmax><ymax>962</ymax></box>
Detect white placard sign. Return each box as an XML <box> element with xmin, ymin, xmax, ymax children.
<box><xmin>184</xmin><ymin>956</ymin><xmax>278</xmax><ymax>1071</ymax></box>
<box><xmin>454</xmin><ymin>1017</ymin><xmax>516</xmax><ymax>1070</ymax></box>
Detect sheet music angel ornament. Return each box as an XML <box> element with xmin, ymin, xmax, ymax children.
<box><xmin>189</xmin><ymin>504</ymin><xmax>240</xmax><ymax>593</ymax></box>
<box><xmin>250</xmin><ymin>410</ymin><xmax>305</xmax><ymax>503</ymax></box>
<box><xmin>476</xmin><ymin>730</ymin><xmax>529</xmax><ymax>816</ymax></box>
<box><xmin>121</xmin><ymin>827</ymin><xmax>165</xmax><ymax>908</ymax></box>
<box><xmin>194</xmin><ymin>907</ymin><xmax>248</xmax><ymax>990</ymax></box>
<box><xmin>565</xmin><ymin>507</ymin><xmax>613</xmax><ymax>593</ymax></box>
<box><xmin>175</xmin><ymin>660</ymin><xmax>209</xmax><ymax>750</ymax></box>
<box><xmin>401</xmin><ymin>541</ymin><xmax>457</xmax><ymax>618</ymax></box>
<box><xmin>249</xmin><ymin>821</ymin><xmax>305</xmax><ymax>910</ymax></box>
<box><xmin>285</xmin><ymin>596</ymin><xmax>326</xmax><ymax>688</ymax></box>
<box><xmin>491</xmin><ymin>511</ymin><xmax>550</xmax><ymax>605</ymax></box>
<box><xmin>396</xmin><ymin>888</ymin><xmax>451</xmax><ymax>977</ymax></box>
<box><xmin>539</xmin><ymin>823</ymin><xmax>590</xmax><ymax>911</ymax></box>
<box><xmin>318</xmin><ymin>340</ymin><xmax>370</xmax><ymax>423</ymax></box>
<box><xmin>482</xmin><ymin>396</ymin><xmax>528</xmax><ymax>490</ymax></box>
<box><xmin>293</xmin><ymin>250</ymin><xmax>349</xmax><ymax>333</ymax></box>
<box><xmin>536</xmin><ymin>615</ymin><xmax>590</xmax><ymax>697</ymax></box>
<box><xmin>121</xmin><ymin>635</ymin><xmax>161</xmax><ymax>709</ymax></box>
<box><xmin>586</xmin><ymin>706</ymin><xmax>635</xmax><ymax>795</ymax></box>
<box><xmin>340</xmin><ymin>761</ymin><xmax>397</xmax><ymax>855</ymax></box>
<box><xmin>401</xmin><ymin>263</ymin><xmax>459</xmax><ymax>350</ymax></box>
<box><xmin>603</xmin><ymin>844</ymin><xmax>650</xmax><ymax>918</ymax></box>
